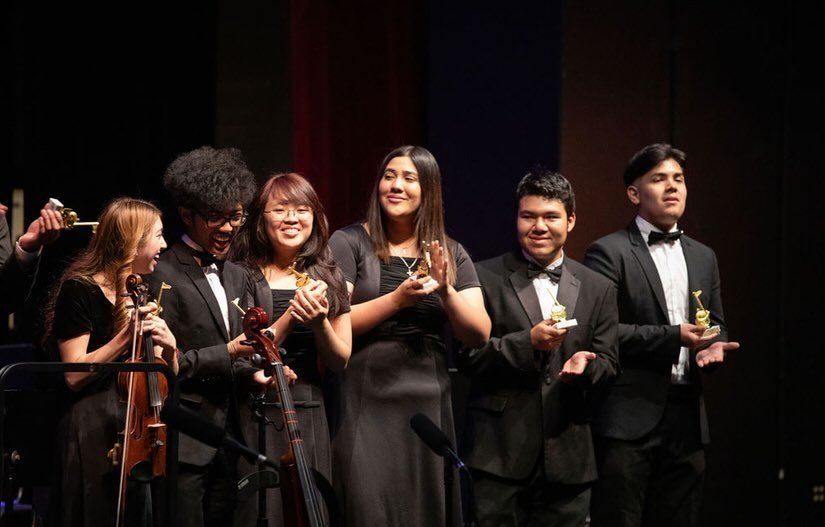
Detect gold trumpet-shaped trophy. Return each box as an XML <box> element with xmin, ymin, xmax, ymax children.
<box><xmin>545</xmin><ymin>286</ymin><xmax>577</xmax><ymax>329</ymax></box>
<box><xmin>46</xmin><ymin>198</ymin><xmax>99</xmax><ymax>232</ymax></box>
<box><xmin>692</xmin><ymin>290</ymin><xmax>720</xmax><ymax>338</ymax></box>
<box><xmin>287</xmin><ymin>261</ymin><xmax>312</xmax><ymax>289</ymax></box>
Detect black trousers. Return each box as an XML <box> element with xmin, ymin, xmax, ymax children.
<box><xmin>472</xmin><ymin>460</ymin><xmax>591</xmax><ymax>527</ymax></box>
<box><xmin>175</xmin><ymin>447</ymin><xmax>239</xmax><ymax>527</ymax></box>
<box><xmin>590</xmin><ymin>386</ymin><xmax>705</xmax><ymax>527</ymax></box>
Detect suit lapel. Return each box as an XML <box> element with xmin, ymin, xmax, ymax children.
<box><xmin>681</xmin><ymin>236</ymin><xmax>702</xmax><ymax>313</ymax></box>
<box><xmin>506</xmin><ymin>252</ymin><xmax>544</xmax><ymax>327</ymax></box>
<box><xmin>556</xmin><ymin>262</ymin><xmax>580</xmax><ymax>320</ymax></box>
<box><xmin>174</xmin><ymin>244</ymin><xmax>230</xmax><ymax>341</ymax></box>
<box><xmin>627</xmin><ymin>224</ymin><xmax>670</xmax><ymax>321</ymax></box>
<box><xmin>222</xmin><ymin>262</ymin><xmax>247</xmax><ymax>338</ymax></box>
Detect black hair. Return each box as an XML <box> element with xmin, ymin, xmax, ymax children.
<box><xmin>623</xmin><ymin>143</ymin><xmax>687</xmax><ymax>187</ymax></box>
<box><xmin>516</xmin><ymin>166</ymin><xmax>576</xmax><ymax>217</ymax></box>
<box><xmin>163</xmin><ymin>146</ymin><xmax>257</xmax><ymax>211</ymax></box>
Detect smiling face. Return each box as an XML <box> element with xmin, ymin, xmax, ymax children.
<box><xmin>263</xmin><ymin>193</ymin><xmax>314</xmax><ymax>258</ymax></box>
<box><xmin>181</xmin><ymin>202</ymin><xmax>244</xmax><ymax>256</ymax></box>
<box><xmin>133</xmin><ymin>216</ymin><xmax>166</xmax><ymax>274</ymax></box>
<box><xmin>378</xmin><ymin>156</ymin><xmax>422</xmax><ymax>223</ymax></box>
<box><xmin>517</xmin><ymin>195</ymin><xmax>575</xmax><ymax>267</ymax></box>
<box><xmin>627</xmin><ymin>158</ymin><xmax>687</xmax><ymax>231</ymax></box>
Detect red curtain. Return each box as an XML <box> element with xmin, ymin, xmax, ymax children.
<box><xmin>290</xmin><ymin>1</ymin><xmax>426</xmax><ymax>231</ymax></box>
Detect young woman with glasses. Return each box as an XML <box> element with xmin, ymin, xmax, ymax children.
<box><xmin>229</xmin><ymin>172</ymin><xmax>352</xmax><ymax>526</ymax></box>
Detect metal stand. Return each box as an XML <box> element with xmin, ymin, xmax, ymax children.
<box><xmin>0</xmin><ymin>361</ymin><xmax>179</xmax><ymax>527</ymax></box>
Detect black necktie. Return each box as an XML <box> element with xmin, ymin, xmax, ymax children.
<box><xmin>527</xmin><ymin>264</ymin><xmax>562</xmax><ymax>283</ymax></box>
<box><xmin>647</xmin><ymin>230</ymin><xmax>682</xmax><ymax>245</ymax></box>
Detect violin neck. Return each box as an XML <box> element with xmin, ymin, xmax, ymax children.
<box><xmin>142</xmin><ymin>327</ymin><xmax>163</xmax><ymax>410</ymax></box>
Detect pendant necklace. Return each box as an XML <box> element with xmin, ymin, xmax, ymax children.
<box><xmin>397</xmin><ymin>255</ymin><xmax>419</xmax><ymax>278</ymax></box>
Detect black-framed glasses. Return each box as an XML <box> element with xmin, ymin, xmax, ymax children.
<box><xmin>198</xmin><ymin>210</ymin><xmax>248</xmax><ymax>228</ymax></box>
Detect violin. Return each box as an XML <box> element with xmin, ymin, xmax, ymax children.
<box><xmin>242</xmin><ymin>306</ymin><xmax>326</xmax><ymax>527</ymax></box>
<box><xmin>112</xmin><ymin>274</ymin><xmax>169</xmax><ymax>526</ymax></box>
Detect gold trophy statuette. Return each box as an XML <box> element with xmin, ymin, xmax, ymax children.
<box><xmin>546</xmin><ymin>287</ymin><xmax>577</xmax><ymax>329</ymax></box>
<box><xmin>288</xmin><ymin>262</ymin><xmax>312</xmax><ymax>288</ymax></box>
<box><xmin>46</xmin><ymin>197</ymin><xmax>99</xmax><ymax>232</ymax></box>
<box><xmin>416</xmin><ymin>241</ymin><xmax>439</xmax><ymax>291</ymax></box>
<box><xmin>692</xmin><ymin>290</ymin><xmax>720</xmax><ymax>338</ymax></box>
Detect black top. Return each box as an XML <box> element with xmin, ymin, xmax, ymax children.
<box><xmin>269</xmin><ymin>288</ymin><xmax>321</xmax><ymax>385</ymax></box>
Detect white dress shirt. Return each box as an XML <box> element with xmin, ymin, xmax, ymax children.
<box><xmin>524</xmin><ymin>250</ymin><xmax>564</xmax><ymax>321</ymax></box>
<box><xmin>635</xmin><ymin>216</ymin><xmax>690</xmax><ymax>384</ymax></box>
<box><xmin>182</xmin><ymin>234</ymin><xmax>230</xmax><ymax>335</ymax></box>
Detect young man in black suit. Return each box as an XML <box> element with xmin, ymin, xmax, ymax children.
<box><xmin>584</xmin><ymin>143</ymin><xmax>740</xmax><ymax>527</ymax></box>
<box><xmin>460</xmin><ymin>169</ymin><xmax>619</xmax><ymax>526</ymax></box>
<box><xmin>147</xmin><ymin>146</ymin><xmax>259</xmax><ymax>527</ymax></box>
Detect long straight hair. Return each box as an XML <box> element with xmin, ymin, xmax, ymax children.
<box><xmin>230</xmin><ymin>172</ymin><xmax>348</xmax><ymax>318</ymax></box>
<box><xmin>44</xmin><ymin>197</ymin><xmax>162</xmax><ymax>342</ymax></box>
<box><xmin>365</xmin><ymin>145</ymin><xmax>456</xmax><ymax>284</ymax></box>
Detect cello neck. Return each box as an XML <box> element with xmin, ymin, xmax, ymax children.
<box><xmin>270</xmin><ymin>361</ymin><xmax>325</xmax><ymax>527</ymax></box>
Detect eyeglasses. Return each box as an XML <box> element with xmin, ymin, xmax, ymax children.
<box><xmin>198</xmin><ymin>210</ymin><xmax>248</xmax><ymax>228</ymax></box>
<box><xmin>264</xmin><ymin>207</ymin><xmax>313</xmax><ymax>221</ymax></box>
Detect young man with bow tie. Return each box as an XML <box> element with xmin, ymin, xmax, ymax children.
<box><xmin>584</xmin><ymin>143</ymin><xmax>740</xmax><ymax>527</ymax></box>
<box><xmin>459</xmin><ymin>168</ymin><xmax>619</xmax><ymax>526</ymax></box>
<box><xmin>146</xmin><ymin>146</ymin><xmax>259</xmax><ymax>527</ymax></box>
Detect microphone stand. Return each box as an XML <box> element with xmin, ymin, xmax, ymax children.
<box><xmin>243</xmin><ymin>386</ymin><xmax>281</xmax><ymax>527</ymax></box>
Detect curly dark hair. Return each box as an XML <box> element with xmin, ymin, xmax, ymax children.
<box><xmin>163</xmin><ymin>146</ymin><xmax>257</xmax><ymax>211</ymax></box>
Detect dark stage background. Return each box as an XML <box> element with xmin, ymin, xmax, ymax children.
<box><xmin>2</xmin><ymin>1</ymin><xmax>822</xmax><ymax>525</ymax></box>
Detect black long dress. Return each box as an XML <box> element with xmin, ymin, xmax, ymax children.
<box><xmin>52</xmin><ymin>278</ymin><xmax>152</xmax><ymax>527</ymax></box>
<box><xmin>329</xmin><ymin>224</ymin><xmax>481</xmax><ymax>526</ymax></box>
<box><xmin>235</xmin><ymin>273</ymin><xmax>349</xmax><ymax>526</ymax></box>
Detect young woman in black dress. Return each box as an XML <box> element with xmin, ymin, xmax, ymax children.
<box><xmin>45</xmin><ymin>197</ymin><xmax>178</xmax><ymax>526</ymax></box>
<box><xmin>329</xmin><ymin>145</ymin><xmax>491</xmax><ymax>526</ymax></box>
<box><xmin>230</xmin><ymin>172</ymin><xmax>351</xmax><ymax>526</ymax></box>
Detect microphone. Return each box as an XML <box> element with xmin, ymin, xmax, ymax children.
<box><xmin>410</xmin><ymin>413</ymin><xmax>467</xmax><ymax>471</ymax></box>
<box><xmin>160</xmin><ymin>403</ymin><xmax>278</xmax><ymax>470</ymax></box>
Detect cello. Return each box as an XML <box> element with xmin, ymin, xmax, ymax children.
<box><xmin>112</xmin><ymin>274</ymin><xmax>170</xmax><ymax>526</ymax></box>
<box><xmin>242</xmin><ymin>306</ymin><xmax>327</xmax><ymax>527</ymax></box>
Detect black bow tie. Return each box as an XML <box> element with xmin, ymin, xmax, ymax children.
<box><xmin>647</xmin><ymin>230</ymin><xmax>683</xmax><ymax>245</ymax></box>
<box><xmin>527</xmin><ymin>264</ymin><xmax>562</xmax><ymax>283</ymax></box>
<box><xmin>195</xmin><ymin>251</ymin><xmax>225</xmax><ymax>272</ymax></box>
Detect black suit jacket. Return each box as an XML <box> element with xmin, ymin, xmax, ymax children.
<box><xmin>146</xmin><ymin>242</ymin><xmax>251</xmax><ymax>466</ymax></box>
<box><xmin>459</xmin><ymin>251</ymin><xmax>619</xmax><ymax>484</ymax></box>
<box><xmin>0</xmin><ymin>250</ymin><xmax>40</xmax><ymax>316</ymax></box>
<box><xmin>583</xmin><ymin>222</ymin><xmax>728</xmax><ymax>444</ymax></box>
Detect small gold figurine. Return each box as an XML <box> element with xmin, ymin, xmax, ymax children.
<box><xmin>288</xmin><ymin>262</ymin><xmax>312</xmax><ymax>288</ymax></box>
<box><xmin>415</xmin><ymin>241</ymin><xmax>432</xmax><ymax>278</ymax></box>
<box><xmin>692</xmin><ymin>290</ymin><xmax>720</xmax><ymax>337</ymax></box>
<box><xmin>153</xmin><ymin>282</ymin><xmax>172</xmax><ymax>316</ymax></box>
<box><xmin>46</xmin><ymin>198</ymin><xmax>99</xmax><ymax>232</ymax></box>
<box><xmin>545</xmin><ymin>286</ymin><xmax>577</xmax><ymax>328</ymax></box>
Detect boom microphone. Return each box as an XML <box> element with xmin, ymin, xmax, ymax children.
<box><xmin>410</xmin><ymin>413</ymin><xmax>467</xmax><ymax>471</ymax></box>
<box><xmin>160</xmin><ymin>403</ymin><xmax>278</xmax><ymax>469</ymax></box>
